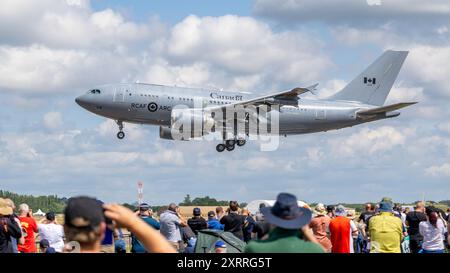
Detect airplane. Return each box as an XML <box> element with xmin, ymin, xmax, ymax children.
<box><xmin>75</xmin><ymin>50</ymin><xmax>417</xmax><ymax>152</ymax></box>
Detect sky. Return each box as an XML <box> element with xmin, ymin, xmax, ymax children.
<box><xmin>0</xmin><ymin>0</ymin><xmax>449</xmax><ymax>205</ymax></box>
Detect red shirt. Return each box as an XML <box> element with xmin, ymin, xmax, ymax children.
<box><xmin>329</xmin><ymin>216</ymin><xmax>351</xmax><ymax>253</ymax></box>
<box><xmin>18</xmin><ymin>216</ymin><xmax>38</xmax><ymax>253</ymax></box>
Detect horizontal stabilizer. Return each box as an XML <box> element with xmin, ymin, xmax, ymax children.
<box><xmin>357</xmin><ymin>102</ymin><xmax>417</xmax><ymax>116</ymax></box>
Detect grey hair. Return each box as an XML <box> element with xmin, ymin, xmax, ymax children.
<box><xmin>19</xmin><ymin>203</ymin><xmax>29</xmax><ymax>214</ymax></box>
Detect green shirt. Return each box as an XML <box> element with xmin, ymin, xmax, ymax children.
<box><xmin>245</xmin><ymin>227</ymin><xmax>325</xmax><ymax>253</ymax></box>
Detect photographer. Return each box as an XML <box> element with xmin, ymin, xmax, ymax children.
<box><xmin>18</xmin><ymin>203</ymin><xmax>38</xmax><ymax>253</ymax></box>
<box><xmin>0</xmin><ymin>198</ymin><xmax>22</xmax><ymax>253</ymax></box>
<box><xmin>63</xmin><ymin>196</ymin><xmax>175</xmax><ymax>253</ymax></box>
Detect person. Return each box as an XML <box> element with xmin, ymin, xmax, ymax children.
<box><xmin>114</xmin><ymin>228</ymin><xmax>127</xmax><ymax>254</ymax></box>
<box><xmin>216</xmin><ymin>206</ymin><xmax>224</xmax><ymax>220</ymax></box>
<box><xmin>419</xmin><ymin>207</ymin><xmax>446</xmax><ymax>253</ymax></box>
<box><xmin>406</xmin><ymin>201</ymin><xmax>427</xmax><ymax>253</ymax></box>
<box><xmin>38</xmin><ymin>212</ymin><xmax>65</xmax><ymax>252</ymax></box>
<box><xmin>39</xmin><ymin>239</ymin><xmax>56</xmax><ymax>253</ymax></box>
<box><xmin>241</xmin><ymin>208</ymin><xmax>256</xmax><ymax>243</ymax></box>
<box><xmin>63</xmin><ymin>196</ymin><xmax>108</xmax><ymax>253</ymax></box>
<box><xmin>309</xmin><ymin>203</ymin><xmax>332</xmax><ymax>252</ymax></box>
<box><xmin>0</xmin><ymin>198</ymin><xmax>22</xmax><ymax>253</ymax></box>
<box><xmin>253</xmin><ymin>204</ymin><xmax>271</xmax><ymax>240</ymax></box>
<box><xmin>245</xmin><ymin>193</ymin><xmax>324</xmax><ymax>253</ymax></box>
<box><xmin>220</xmin><ymin>201</ymin><xmax>245</xmax><ymax>241</ymax></box>
<box><xmin>4</xmin><ymin>199</ymin><xmax>24</xmax><ymax>253</ymax></box>
<box><xmin>207</xmin><ymin>211</ymin><xmax>224</xmax><ymax>230</ymax></box>
<box><xmin>187</xmin><ymin>207</ymin><xmax>207</xmax><ymax>235</ymax></box>
<box><xmin>64</xmin><ymin>196</ymin><xmax>175</xmax><ymax>253</ymax></box>
<box><xmin>368</xmin><ymin>202</ymin><xmax>403</xmax><ymax>253</ymax></box>
<box><xmin>329</xmin><ymin>205</ymin><xmax>358</xmax><ymax>253</ymax></box>
<box><xmin>358</xmin><ymin>203</ymin><xmax>375</xmax><ymax>225</ymax></box>
<box><xmin>18</xmin><ymin>203</ymin><xmax>38</xmax><ymax>253</ymax></box>
<box><xmin>159</xmin><ymin>203</ymin><xmax>187</xmax><ymax>251</ymax></box>
<box><xmin>103</xmin><ymin>202</ymin><xmax>176</xmax><ymax>253</ymax></box>
<box><xmin>131</xmin><ymin>203</ymin><xmax>160</xmax><ymax>253</ymax></box>
<box><xmin>214</xmin><ymin>240</ymin><xmax>227</xmax><ymax>253</ymax></box>
<box><xmin>326</xmin><ymin>205</ymin><xmax>335</xmax><ymax>219</ymax></box>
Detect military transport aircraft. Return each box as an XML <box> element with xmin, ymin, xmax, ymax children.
<box><xmin>76</xmin><ymin>50</ymin><xmax>416</xmax><ymax>152</ymax></box>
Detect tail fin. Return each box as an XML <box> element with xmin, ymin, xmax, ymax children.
<box><xmin>328</xmin><ymin>50</ymin><xmax>408</xmax><ymax>106</ymax></box>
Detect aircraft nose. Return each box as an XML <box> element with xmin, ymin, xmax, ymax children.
<box><xmin>75</xmin><ymin>95</ymin><xmax>90</xmax><ymax>108</ymax></box>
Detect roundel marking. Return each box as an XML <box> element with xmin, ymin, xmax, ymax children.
<box><xmin>148</xmin><ymin>102</ymin><xmax>158</xmax><ymax>112</ymax></box>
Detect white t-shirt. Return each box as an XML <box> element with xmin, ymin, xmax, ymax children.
<box><xmin>419</xmin><ymin>219</ymin><xmax>446</xmax><ymax>251</ymax></box>
<box><xmin>38</xmin><ymin>223</ymin><xmax>65</xmax><ymax>252</ymax></box>
<box><xmin>349</xmin><ymin>220</ymin><xmax>358</xmax><ymax>253</ymax></box>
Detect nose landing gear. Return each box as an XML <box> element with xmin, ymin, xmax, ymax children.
<box><xmin>116</xmin><ymin>120</ymin><xmax>125</xmax><ymax>140</ymax></box>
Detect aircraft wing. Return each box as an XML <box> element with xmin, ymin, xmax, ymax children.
<box><xmin>206</xmin><ymin>83</ymin><xmax>318</xmax><ymax>111</ymax></box>
<box><xmin>357</xmin><ymin>102</ymin><xmax>417</xmax><ymax>116</ymax></box>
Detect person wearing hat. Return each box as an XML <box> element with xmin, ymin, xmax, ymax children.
<box><xmin>309</xmin><ymin>203</ymin><xmax>332</xmax><ymax>252</ymax></box>
<box><xmin>207</xmin><ymin>211</ymin><xmax>224</xmax><ymax>230</ymax></box>
<box><xmin>39</xmin><ymin>239</ymin><xmax>56</xmax><ymax>253</ymax></box>
<box><xmin>188</xmin><ymin>207</ymin><xmax>207</xmax><ymax>235</ymax></box>
<box><xmin>0</xmin><ymin>198</ymin><xmax>22</xmax><ymax>253</ymax></box>
<box><xmin>131</xmin><ymin>203</ymin><xmax>160</xmax><ymax>253</ymax></box>
<box><xmin>214</xmin><ymin>240</ymin><xmax>227</xmax><ymax>253</ymax></box>
<box><xmin>329</xmin><ymin>205</ymin><xmax>358</xmax><ymax>253</ymax></box>
<box><xmin>245</xmin><ymin>193</ymin><xmax>324</xmax><ymax>253</ymax></box>
<box><xmin>38</xmin><ymin>212</ymin><xmax>65</xmax><ymax>252</ymax></box>
<box><xmin>63</xmin><ymin>196</ymin><xmax>108</xmax><ymax>253</ymax></box>
<box><xmin>368</xmin><ymin>201</ymin><xmax>403</xmax><ymax>253</ymax></box>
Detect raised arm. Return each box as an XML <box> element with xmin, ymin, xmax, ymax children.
<box><xmin>104</xmin><ymin>204</ymin><xmax>176</xmax><ymax>253</ymax></box>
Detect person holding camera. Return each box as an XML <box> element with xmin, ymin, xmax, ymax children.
<box><xmin>18</xmin><ymin>203</ymin><xmax>38</xmax><ymax>253</ymax></box>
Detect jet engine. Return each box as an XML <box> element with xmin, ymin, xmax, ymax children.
<box><xmin>160</xmin><ymin>109</ymin><xmax>215</xmax><ymax>140</ymax></box>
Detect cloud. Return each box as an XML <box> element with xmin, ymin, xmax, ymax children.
<box><xmin>253</xmin><ymin>0</ymin><xmax>450</xmax><ymax>25</ymax></box>
<box><xmin>329</xmin><ymin>126</ymin><xmax>408</xmax><ymax>157</ymax></box>
<box><xmin>43</xmin><ymin>112</ymin><xmax>63</xmax><ymax>130</ymax></box>
<box><xmin>425</xmin><ymin>163</ymin><xmax>450</xmax><ymax>177</ymax></box>
<box><xmin>161</xmin><ymin>15</ymin><xmax>332</xmax><ymax>90</ymax></box>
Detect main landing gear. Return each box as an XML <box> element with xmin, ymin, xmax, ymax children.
<box><xmin>116</xmin><ymin>120</ymin><xmax>125</xmax><ymax>140</ymax></box>
<box><xmin>216</xmin><ymin>138</ymin><xmax>246</xmax><ymax>153</ymax></box>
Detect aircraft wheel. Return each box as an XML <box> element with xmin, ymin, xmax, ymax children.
<box><xmin>237</xmin><ymin>139</ymin><xmax>246</xmax><ymax>147</ymax></box>
<box><xmin>216</xmin><ymin>144</ymin><xmax>226</xmax><ymax>153</ymax></box>
<box><xmin>225</xmin><ymin>139</ymin><xmax>236</xmax><ymax>147</ymax></box>
<box><xmin>117</xmin><ymin>131</ymin><xmax>125</xmax><ymax>140</ymax></box>
<box><xmin>226</xmin><ymin>144</ymin><xmax>235</xmax><ymax>152</ymax></box>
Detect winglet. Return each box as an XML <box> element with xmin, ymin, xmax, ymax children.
<box><xmin>306</xmin><ymin>83</ymin><xmax>319</xmax><ymax>95</ymax></box>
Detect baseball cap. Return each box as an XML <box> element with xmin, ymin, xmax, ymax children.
<box><xmin>215</xmin><ymin>240</ymin><xmax>226</xmax><ymax>248</ymax></box>
<box><xmin>193</xmin><ymin>207</ymin><xmax>201</xmax><ymax>216</ymax></box>
<box><xmin>40</xmin><ymin>239</ymin><xmax>50</xmax><ymax>248</ymax></box>
<box><xmin>139</xmin><ymin>203</ymin><xmax>150</xmax><ymax>211</ymax></box>
<box><xmin>207</xmin><ymin>211</ymin><xmax>215</xmax><ymax>218</ymax></box>
<box><xmin>64</xmin><ymin>196</ymin><xmax>104</xmax><ymax>229</ymax></box>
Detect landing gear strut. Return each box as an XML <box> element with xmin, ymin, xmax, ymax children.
<box><xmin>116</xmin><ymin>120</ymin><xmax>125</xmax><ymax>140</ymax></box>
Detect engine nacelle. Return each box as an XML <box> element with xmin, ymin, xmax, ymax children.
<box><xmin>161</xmin><ymin>109</ymin><xmax>215</xmax><ymax>140</ymax></box>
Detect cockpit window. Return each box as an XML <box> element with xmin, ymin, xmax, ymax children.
<box><xmin>89</xmin><ymin>89</ymin><xmax>101</xmax><ymax>94</ymax></box>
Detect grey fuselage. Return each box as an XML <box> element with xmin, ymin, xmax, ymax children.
<box><xmin>75</xmin><ymin>83</ymin><xmax>388</xmax><ymax>136</ymax></box>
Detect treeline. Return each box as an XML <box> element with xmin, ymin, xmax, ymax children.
<box><xmin>0</xmin><ymin>190</ymin><xmax>67</xmax><ymax>213</ymax></box>
<box><xmin>179</xmin><ymin>194</ymin><xmax>247</xmax><ymax>207</ymax></box>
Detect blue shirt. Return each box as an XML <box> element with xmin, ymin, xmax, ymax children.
<box><xmin>207</xmin><ymin>219</ymin><xmax>224</xmax><ymax>230</ymax></box>
<box><xmin>131</xmin><ymin>217</ymin><xmax>160</xmax><ymax>253</ymax></box>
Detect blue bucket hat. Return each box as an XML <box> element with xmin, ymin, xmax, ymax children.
<box><xmin>261</xmin><ymin>193</ymin><xmax>312</xmax><ymax>229</ymax></box>
<box><xmin>378</xmin><ymin>202</ymin><xmax>393</xmax><ymax>212</ymax></box>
